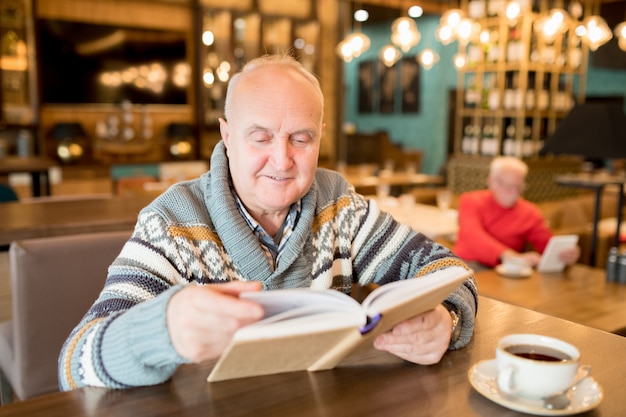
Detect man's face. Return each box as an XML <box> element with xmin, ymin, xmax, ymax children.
<box><xmin>220</xmin><ymin>67</ymin><xmax>322</xmax><ymax>220</ymax></box>
<box><xmin>488</xmin><ymin>168</ymin><xmax>525</xmax><ymax>208</ymax></box>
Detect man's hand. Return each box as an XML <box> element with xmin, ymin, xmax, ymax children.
<box><xmin>373</xmin><ymin>304</ymin><xmax>452</xmax><ymax>365</ymax></box>
<box><xmin>166</xmin><ymin>281</ymin><xmax>264</xmax><ymax>363</ymax></box>
<box><xmin>559</xmin><ymin>245</ymin><xmax>581</xmax><ymax>265</ymax></box>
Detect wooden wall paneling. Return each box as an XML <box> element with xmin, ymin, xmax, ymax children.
<box><xmin>36</xmin><ymin>0</ymin><xmax>191</xmax><ymax>30</ymax></box>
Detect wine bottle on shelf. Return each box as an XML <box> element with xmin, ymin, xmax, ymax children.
<box><xmin>503</xmin><ymin>123</ymin><xmax>516</xmax><ymax>156</ymax></box>
<box><xmin>485</xmin><ymin>73</ymin><xmax>499</xmax><ymax>110</ymax></box>
<box><xmin>537</xmin><ymin>75</ymin><xmax>550</xmax><ymax>111</ymax></box>
<box><xmin>503</xmin><ymin>71</ymin><xmax>514</xmax><ymax>110</ymax></box>
<box><xmin>506</xmin><ymin>24</ymin><xmax>523</xmax><ymax>62</ymax></box>
<box><xmin>480</xmin><ymin>124</ymin><xmax>491</xmax><ymax>156</ymax></box>
<box><xmin>525</xmin><ymin>71</ymin><xmax>536</xmax><ymax>110</ymax></box>
<box><xmin>470</xmin><ymin>124</ymin><xmax>481</xmax><ymax>155</ymax></box>
<box><xmin>522</xmin><ymin>124</ymin><xmax>533</xmax><ymax>157</ymax></box>
<box><xmin>512</xmin><ymin>72</ymin><xmax>523</xmax><ymax>110</ymax></box>
<box><xmin>464</xmin><ymin>75</ymin><xmax>480</xmax><ymax>108</ymax></box>
<box><xmin>462</xmin><ymin>124</ymin><xmax>473</xmax><ymax>154</ymax></box>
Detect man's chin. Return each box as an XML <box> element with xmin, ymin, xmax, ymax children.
<box><xmin>500</xmin><ymin>199</ymin><xmax>518</xmax><ymax>208</ymax></box>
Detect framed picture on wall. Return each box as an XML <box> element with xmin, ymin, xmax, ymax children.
<box><xmin>401</xmin><ymin>57</ymin><xmax>420</xmax><ymax>113</ymax></box>
<box><xmin>358</xmin><ymin>61</ymin><xmax>375</xmax><ymax>113</ymax></box>
<box><xmin>379</xmin><ymin>61</ymin><xmax>397</xmax><ymax>114</ymax></box>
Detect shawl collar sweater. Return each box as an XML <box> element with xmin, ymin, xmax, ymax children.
<box><xmin>59</xmin><ymin>141</ymin><xmax>477</xmax><ymax>390</ymax></box>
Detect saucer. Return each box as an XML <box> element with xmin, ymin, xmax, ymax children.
<box><xmin>468</xmin><ymin>359</ymin><xmax>603</xmax><ymax>416</ymax></box>
<box><xmin>495</xmin><ymin>264</ymin><xmax>533</xmax><ymax>278</ymax></box>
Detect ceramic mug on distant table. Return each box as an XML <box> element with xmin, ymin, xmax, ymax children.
<box><xmin>499</xmin><ymin>257</ymin><xmax>528</xmax><ymax>275</ymax></box>
<box><xmin>436</xmin><ymin>189</ymin><xmax>451</xmax><ymax>212</ymax></box>
<box><xmin>496</xmin><ymin>333</ymin><xmax>581</xmax><ymax>399</ymax></box>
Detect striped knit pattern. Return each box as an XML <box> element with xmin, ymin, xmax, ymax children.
<box><xmin>58</xmin><ymin>141</ymin><xmax>478</xmax><ymax>390</ymax></box>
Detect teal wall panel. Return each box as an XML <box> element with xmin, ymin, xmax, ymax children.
<box><xmin>342</xmin><ymin>16</ymin><xmax>626</xmax><ymax>174</ymax></box>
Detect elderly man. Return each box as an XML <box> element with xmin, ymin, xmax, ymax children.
<box><xmin>59</xmin><ymin>54</ymin><xmax>477</xmax><ymax>390</ymax></box>
<box><xmin>453</xmin><ymin>156</ymin><xmax>580</xmax><ymax>269</ymax></box>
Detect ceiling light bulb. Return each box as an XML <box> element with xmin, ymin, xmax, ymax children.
<box><xmin>408</xmin><ymin>6</ymin><xmax>423</xmax><ymax>18</ymax></box>
<box><xmin>441</xmin><ymin>9</ymin><xmax>465</xmax><ymax>28</ymax></box>
<box><xmin>505</xmin><ymin>2</ymin><xmax>521</xmax><ymax>21</ymax></box>
<box><xmin>453</xmin><ymin>53</ymin><xmax>467</xmax><ymax>69</ymax></box>
<box><xmin>391</xmin><ymin>17</ymin><xmax>421</xmax><ymax>52</ymax></box>
<box><xmin>581</xmin><ymin>16</ymin><xmax>612</xmax><ymax>51</ymax></box>
<box><xmin>379</xmin><ymin>44</ymin><xmax>401</xmax><ymax>67</ymax></box>
<box><xmin>418</xmin><ymin>49</ymin><xmax>439</xmax><ymax>70</ymax></box>
<box><xmin>435</xmin><ymin>25</ymin><xmax>454</xmax><ymax>45</ymax></box>
<box><xmin>354</xmin><ymin>9</ymin><xmax>369</xmax><ymax>23</ymax></box>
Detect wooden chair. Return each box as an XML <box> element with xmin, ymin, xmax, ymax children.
<box><xmin>0</xmin><ymin>231</ymin><xmax>130</xmax><ymax>403</ymax></box>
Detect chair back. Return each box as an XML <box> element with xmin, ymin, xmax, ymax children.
<box><xmin>0</xmin><ymin>184</ymin><xmax>18</xmax><ymax>203</ymax></box>
<box><xmin>1</xmin><ymin>231</ymin><xmax>130</xmax><ymax>400</ymax></box>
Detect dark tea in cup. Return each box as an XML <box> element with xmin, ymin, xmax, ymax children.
<box><xmin>496</xmin><ymin>334</ymin><xmax>581</xmax><ymax>399</ymax></box>
<box><xmin>505</xmin><ymin>344</ymin><xmax>572</xmax><ymax>362</ymax></box>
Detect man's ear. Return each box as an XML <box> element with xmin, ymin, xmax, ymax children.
<box><xmin>219</xmin><ymin>118</ymin><xmax>229</xmax><ymax>147</ymax></box>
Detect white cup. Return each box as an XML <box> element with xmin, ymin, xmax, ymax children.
<box><xmin>436</xmin><ymin>189</ymin><xmax>451</xmax><ymax>211</ymax></box>
<box><xmin>496</xmin><ymin>334</ymin><xmax>580</xmax><ymax>399</ymax></box>
<box><xmin>500</xmin><ymin>257</ymin><xmax>528</xmax><ymax>275</ymax></box>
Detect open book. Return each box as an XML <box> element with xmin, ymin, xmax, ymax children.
<box><xmin>207</xmin><ymin>266</ymin><xmax>472</xmax><ymax>382</ymax></box>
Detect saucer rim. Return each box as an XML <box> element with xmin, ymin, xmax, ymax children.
<box><xmin>468</xmin><ymin>359</ymin><xmax>603</xmax><ymax>416</ymax></box>
<box><xmin>495</xmin><ymin>264</ymin><xmax>533</xmax><ymax>278</ymax></box>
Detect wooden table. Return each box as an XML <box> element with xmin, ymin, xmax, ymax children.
<box><xmin>345</xmin><ymin>172</ymin><xmax>445</xmax><ymax>188</ymax></box>
<box><xmin>0</xmin><ymin>297</ymin><xmax>624</xmax><ymax>416</ymax></box>
<box><xmin>0</xmin><ymin>157</ymin><xmax>57</xmax><ymax>197</ymax></box>
<box><xmin>0</xmin><ymin>194</ymin><xmax>156</xmax><ymax>246</ymax></box>
<box><xmin>375</xmin><ymin>197</ymin><xmax>458</xmax><ymax>241</ymax></box>
<box><xmin>476</xmin><ymin>264</ymin><xmax>626</xmax><ymax>334</ymax></box>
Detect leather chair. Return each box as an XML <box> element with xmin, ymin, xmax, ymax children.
<box><xmin>0</xmin><ymin>183</ymin><xmax>18</xmax><ymax>203</ymax></box>
<box><xmin>0</xmin><ymin>231</ymin><xmax>130</xmax><ymax>403</ymax></box>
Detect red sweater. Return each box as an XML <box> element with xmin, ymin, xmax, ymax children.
<box><xmin>453</xmin><ymin>190</ymin><xmax>552</xmax><ymax>267</ymax></box>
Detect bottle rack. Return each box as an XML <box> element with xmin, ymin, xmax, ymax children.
<box><xmin>454</xmin><ymin>0</ymin><xmax>595</xmax><ymax>158</ymax></box>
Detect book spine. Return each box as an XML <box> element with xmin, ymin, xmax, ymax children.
<box><xmin>307</xmin><ymin>329</ymin><xmax>363</xmax><ymax>371</ymax></box>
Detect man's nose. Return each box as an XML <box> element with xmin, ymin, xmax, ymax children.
<box><xmin>270</xmin><ymin>139</ymin><xmax>294</xmax><ymax>169</ymax></box>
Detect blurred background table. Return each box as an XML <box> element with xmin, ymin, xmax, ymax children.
<box><xmin>475</xmin><ymin>264</ymin><xmax>626</xmax><ymax>335</ymax></box>
<box><xmin>0</xmin><ymin>157</ymin><xmax>57</xmax><ymax>197</ymax></box>
<box><xmin>373</xmin><ymin>196</ymin><xmax>458</xmax><ymax>242</ymax></box>
<box><xmin>0</xmin><ymin>194</ymin><xmax>155</xmax><ymax>246</ymax></box>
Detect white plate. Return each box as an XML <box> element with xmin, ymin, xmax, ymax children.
<box><xmin>468</xmin><ymin>359</ymin><xmax>603</xmax><ymax>416</ymax></box>
<box><xmin>495</xmin><ymin>264</ymin><xmax>533</xmax><ymax>278</ymax></box>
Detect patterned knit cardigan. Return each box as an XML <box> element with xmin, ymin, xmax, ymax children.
<box><xmin>58</xmin><ymin>141</ymin><xmax>478</xmax><ymax>391</ymax></box>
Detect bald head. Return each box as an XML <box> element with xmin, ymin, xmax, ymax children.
<box><xmin>224</xmin><ymin>54</ymin><xmax>324</xmax><ymax>122</ymax></box>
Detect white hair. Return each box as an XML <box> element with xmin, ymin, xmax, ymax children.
<box><xmin>490</xmin><ymin>156</ymin><xmax>528</xmax><ymax>178</ymax></box>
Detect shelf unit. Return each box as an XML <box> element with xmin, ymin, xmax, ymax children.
<box><xmin>454</xmin><ymin>0</ymin><xmax>597</xmax><ymax>158</ymax></box>
<box><xmin>0</xmin><ymin>0</ymin><xmax>38</xmax><ymax>156</ymax></box>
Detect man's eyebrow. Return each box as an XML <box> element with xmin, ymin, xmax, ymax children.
<box><xmin>246</xmin><ymin>124</ymin><xmax>269</xmax><ymax>132</ymax></box>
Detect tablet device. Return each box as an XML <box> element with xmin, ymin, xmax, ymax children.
<box><xmin>536</xmin><ymin>235</ymin><xmax>579</xmax><ymax>273</ymax></box>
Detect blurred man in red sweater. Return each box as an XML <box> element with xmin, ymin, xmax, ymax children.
<box><xmin>453</xmin><ymin>157</ymin><xmax>580</xmax><ymax>269</ymax></box>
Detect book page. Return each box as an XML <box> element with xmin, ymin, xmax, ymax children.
<box><xmin>361</xmin><ymin>265</ymin><xmax>471</xmax><ymax>317</ymax></box>
<box><xmin>241</xmin><ymin>288</ymin><xmax>361</xmax><ymax>318</ymax></box>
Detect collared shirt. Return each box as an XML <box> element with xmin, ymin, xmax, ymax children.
<box><xmin>231</xmin><ymin>187</ymin><xmax>301</xmax><ymax>271</ymax></box>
